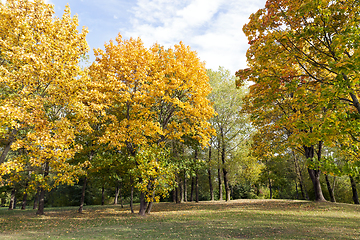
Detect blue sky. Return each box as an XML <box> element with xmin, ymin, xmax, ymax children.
<box><xmin>46</xmin><ymin>0</ymin><xmax>267</xmax><ymax>75</ymax></box>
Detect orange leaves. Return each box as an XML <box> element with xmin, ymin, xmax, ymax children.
<box><xmin>239</xmin><ymin>0</ymin><xmax>360</xmax><ymax>167</ymax></box>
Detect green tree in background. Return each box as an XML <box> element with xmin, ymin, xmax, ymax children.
<box><xmin>207</xmin><ymin>67</ymin><xmax>262</xmax><ymax>201</ymax></box>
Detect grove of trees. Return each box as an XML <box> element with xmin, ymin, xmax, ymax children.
<box><xmin>1</xmin><ymin>0</ymin><xmax>360</xmax><ymax>218</ymax></box>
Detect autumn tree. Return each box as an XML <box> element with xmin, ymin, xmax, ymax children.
<box><xmin>0</xmin><ymin>0</ymin><xmax>90</xmax><ymax>214</ymax></box>
<box><xmin>236</xmin><ymin>0</ymin><xmax>360</xmax><ymax>201</ymax></box>
<box><xmin>238</xmin><ymin>0</ymin><xmax>360</xmax><ymax>158</ymax></box>
<box><xmin>89</xmin><ymin>34</ymin><xmax>214</xmax><ymax>215</ymax></box>
<box><xmin>240</xmin><ymin>0</ymin><xmax>360</xmax><ymax>112</ymax></box>
<box><xmin>237</xmin><ymin>65</ymin><xmax>341</xmax><ymax>201</ymax></box>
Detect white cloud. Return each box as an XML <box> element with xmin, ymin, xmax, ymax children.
<box><xmin>122</xmin><ymin>0</ymin><xmax>266</xmax><ymax>74</ymax></box>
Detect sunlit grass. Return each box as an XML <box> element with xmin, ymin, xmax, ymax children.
<box><xmin>0</xmin><ymin>199</ymin><xmax>359</xmax><ymax>239</ymax></box>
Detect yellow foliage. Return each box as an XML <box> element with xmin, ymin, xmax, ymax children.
<box><xmin>130</xmin><ymin>145</ymin><xmax>175</xmax><ymax>202</ymax></box>
<box><xmin>88</xmin><ymin>34</ymin><xmax>215</xmax><ymax>201</ymax></box>
<box><xmin>90</xmin><ymin>34</ymin><xmax>215</xmax><ymax>149</ymax></box>
<box><xmin>0</xmin><ymin>0</ymin><xmax>90</xmax><ymax>190</ymax></box>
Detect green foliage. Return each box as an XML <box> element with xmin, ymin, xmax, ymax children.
<box><xmin>130</xmin><ymin>145</ymin><xmax>175</xmax><ymax>202</ymax></box>
<box><xmin>207</xmin><ymin>67</ymin><xmax>262</xmax><ymax>189</ymax></box>
<box><xmin>236</xmin><ymin>0</ymin><xmax>360</xmax><ymax>202</ymax></box>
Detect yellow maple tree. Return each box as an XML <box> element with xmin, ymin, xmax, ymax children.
<box><xmin>89</xmin><ymin>34</ymin><xmax>215</xmax><ymax>215</ymax></box>
<box><xmin>0</xmin><ymin>0</ymin><xmax>90</xmax><ymax>214</ymax></box>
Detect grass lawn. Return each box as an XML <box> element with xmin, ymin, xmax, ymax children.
<box><xmin>0</xmin><ymin>199</ymin><xmax>359</xmax><ymax>239</ymax></box>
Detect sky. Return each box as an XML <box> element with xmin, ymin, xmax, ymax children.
<box><xmin>45</xmin><ymin>0</ymin><xmax>267</xmax><ymax>75</ymax></box>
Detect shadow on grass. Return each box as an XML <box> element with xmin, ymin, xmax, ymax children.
<box><xmin>1</xmin><ymin>199</ymin><xmax>360</xmax><ymax>239</ymax></box>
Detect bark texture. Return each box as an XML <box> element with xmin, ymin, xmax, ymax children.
<box><xmin>218</xmin><ymin>168</ymin><xmax>222</xmax><ymax>200</ymax></box>
<box><xmin>183</xmin><ymin>172</ymin><xmax>187</xmax><ymax>202</ymax></box>
<box><xmin>349</xmin><ymin>175</ymin><xmax>359</xmax><ymax>204</ymax></box>
<box><xmin>304</xmin><ymin>145</ymin><xmax>326</xmax><ymax>201</ymax></box>
<box><xmin>33</xmin><ymin>189</ymin><xmax>39</xmax><ymax>210</ymax></box>
<box><xmin>130</xmin><ymin>184</ymin><xmax>134</xmax><ymax>213</ymax></box>
<box><xmin>221</xmin><ymin>142</ymin><xmax>230</xmax><ymax>201</ymax></box>
<box><xmin>8</xmin><ymin>188</ymin><xmax>15</xmax><ymax>210</ymax></box>
<box><xmin>190</xmin><ymin>177</ymin><xmax>194</xmax><ymax>202</ymax></box>
<box><xmin>269</xmin><ymin>177</ymin><xmax>272</xmax><ymax>199</ymax></box>
<box><xmin>195</xmin><ymin>173</ymin><xmax>199</xmax><ymax>203</ymax></box>
<box><xmin>114</xmin><ymin>186</ymin><xmax>119</xmax><ymax>205</ymax></box>
<box><xmin>0</xmin><ymin>129</ymin><xmax>17</xmax><ymax>164</ymax></box>
<box><xmin>78</xmin><ymin>177</ymin><xmax>87</xmax><ymax>213</ymax></box>
<box><xmin>208</xmin><ymin>168</ymin><xmax>214</xmax><ymax>201</ymax></box>
<box><xmin>208</xmin><ymin>145</ymin><xmax>214</xmax><ymax>201</ymax></box>
<box><xmin>21</xmin><ymin>192</ymin><xmax>27</xmax><ymax>210</ymax></box>
<box><xmin>292</xmin><ymin>151</ymin><xmax>309</xmax><ymax>200</ymax></box>
<box><xmin>325</xmin><ymin>174</ymin><xmax>336</xmax><ymax>202</ymax></box>
<box><xmin>36</xmin><ymin>161</ymin><xmax>49</xmax><ymax>215</ymax></box>
<box><xmin>139</xmin><ymin>192</ymin><xmax>147</xmax><ymax>216</ymax></box>
<box><xmin>101</xmin><ymin>186</ymin><xmax>105</xmax><ymax>205</ymax></box>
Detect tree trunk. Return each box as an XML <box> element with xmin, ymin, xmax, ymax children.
<box><xmin>349</xmin><ymin>91</ymin><xmax>360</xmax><ymax>114</ymax></box>
<box><xmin>145</xmin><ymin>191</ymin><xmax>155</xmax><ymax>214</ymax></box>
<box><xmin>8</xmin><ymin>188</ymin><xmax>15</xmax><ymax>210</ymax></box>
<box><xmin>298</xmin><ymin>180</ymin><xmax>306</xmax><ymax>200</ymax></box>
<box><xmin>325</xmin><ymin>174</ymin><xmax>336</xmax><ymax>202</ymax></box>
<box><xmin>332</xmin><ymin>176</ymin><xmax>336</xmax><ymax>200</ymax></box>
<box><xmin>21</xmin><ymin>191</ymin><xmax>27</xmax><ymax>210</ymax></box>
<box><xmin>175</xmin><ymin>175</ymin><xmax>180</xmax><ymax>203</ymax></box>
<box><xmin>13</xmin><ymin>196</ymin><xmax>17</xmax><ymax>209</ymax></box>
<box><xmin>221</xmin><ymin>142</ymin><xmax>230</xmax><ymax>201</ymax></box>
<box><xmin>231</xmin><ymin>185</ymin><xmax>235</xmax><ymax>199</ymax></box>
<box><xmin>223</xmin><ymin>167</ymin><xmax>230</xmax><ymax>201</ymax></box>
<box><xmin>145</xmin><ymin>201</ymin><xmax>153</xmax><ymax>214</ymax></box>
<box><xmin>195</xmin><ymin>173</ymin><xmax>199</xmax><ymax>203</ymax></box>
<box><xmin>183</xmin><ymin>172</ymin><xmax>187</xmax><ymax>202</ymax></box>
<box><xmin>349</xmin><ymin>175</ymin><xmax>359</xmax><ymax>204</ymax></box>
<box><xmin>0</xmin><ymin>130</ymin><xmax>17</xmax><ymax>164</ymax></box>
<box><xmin>37</xmin><ymin>161</ymin><xmax>49</xmax><ymax>215</ymax></box>
<box><xmin>101</xmin><ymin>186</ymin><xmax>105</xmax><ymax>205</ymax></box>
<box><xmin>307</xmin><ymin>168</ymin><xmax>326</xmax><ymax>201</ymax></box>
<box><xmin>78</xmin><ymin>177</ymin><xmax>87</xmax><ymax>213</ymax></box>
<box><xmin>130</xmin><ymin>183</ymin><xmax>134</xmax><ymax>213</ymax></box>
<box><xmin>293</xmin><ymin>151</ymin><xmax>309</xmax><ymax>200</ymax></box>
<box><xmin>179</xmin><ymin>174</ymin><xmax>183</xmax><ymax>203</ymax></box>
<box><xmin>114</xmin><ymin>186</ymin><xmax>119</xmax><ymax>205</ymax></box>
<box><xmin>117</xmin><ymin>182</ymin><xmax>123</xmax><ymax>208</ymax></box>
<box><xmin>33</xmin><ymin>188</ymin><xmax>40</xmax><ymax>210</ymax></box>
<box><xmin>36</xmin><ymin>188</ymin><xmax>46</xmax><ymax>215</ymax></box>
<box><xmin>218</xmin><ymin>168</ymin><xmax>223</xmax><ymax>200</ymax></box>
<box><xmin>299</xmin><ymin>167</ymin><xmax>309</xmax><ymax>200</ymax></box>
<box><xmin>194</xmin><ymin>148</ymin><xmax>199</xmax><ymax>203</ymax></box>
<box><xmin>208</xmin><ymin>169</ymin><xmax>214</xmax><ymax>201</ymax></box>
<box><xmin>137</xmin><ymin>176</ymin><xmax>148</xmax><ymax>215</ymax></box>
<box><xmin>304</xmin><ymin>145</ymin><xmax>326</xmax><ymax>201</ymax></box>
<box><xmin>190</xmin><ymin>177</ymin><xmax>194</xmax><ymax>202</ymax></box>
<box><xmin>217</xmin><ymin>136</ymin><xmax>223</xmax><ymax>201</ymax></box>
<box><xmin>269</xmin><ymin>177</ymin><xmax>272</xmax><ymax>199</ymax></box>
<box><xmin>139</xmin><ymin>192</ymin><xmax>147</xmax><ymax>216</ymax></box>
<box><xmin>125</xmin><ymin>133</ymin><xmax>140</xmax><ymax>212</ymax></box>
<box><xmin>79</xmin><ymin>152</ymin><xmax>93</xmax><ymax>213</ymax></box>
<box><xmin>208</xmin><ymin>145</ymin><xmax>214</xmax><ymax>201</ymax></box>
<box><xmin>295</xmin><ymin>180</ymin><xmax>299</xmax><ymax>199</ymax></box>
<box><xmin>172</xmin><ymin>190</ymin><xmax>176</xmax><ymax>202</ymax></box>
